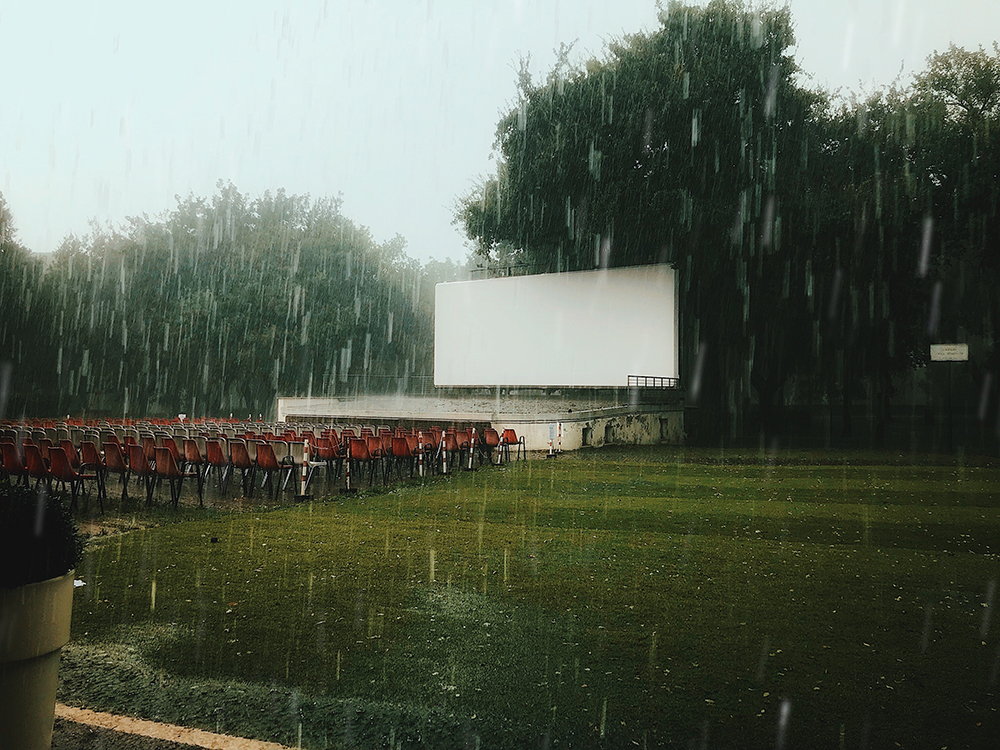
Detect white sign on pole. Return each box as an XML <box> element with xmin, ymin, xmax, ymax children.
<box><xmin>930</xmin><ymin>344</ymin><xmax>969</xmax><ymax>362</ymax></box>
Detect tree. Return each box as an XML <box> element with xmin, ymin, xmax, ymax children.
<box><xmin>457</xmin><ymin>0</ymin><xmax>830</xmax><ymax>441</ymax></box>
<box><xmin>11</xmin><ymin>182</ymin><xmax>439</xmax><ymax>419</ymax></box>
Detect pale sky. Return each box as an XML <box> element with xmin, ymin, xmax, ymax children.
<box><xmin>2</xmin><ymin>0</ymin><xmax>998</xmax><ymax>263</ymax></box>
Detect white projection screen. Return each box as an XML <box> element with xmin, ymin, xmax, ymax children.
<box><xmin>434</xmin><ymin>265</ymin><xmax>678</xmax><ymax>387</ymax></box>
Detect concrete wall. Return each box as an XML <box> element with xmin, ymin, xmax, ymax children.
<box><xmin>494</xmin><ymin>409</ymin><xmax>684</xmax><ymax>452</ymax></box>
<box><xmin>276</xmin><ymin>396</ymin><xmax>685</xmax><ymax>452</ymax></box>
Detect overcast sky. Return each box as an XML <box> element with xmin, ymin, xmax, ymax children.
<box><xmin>2</xmin><ymin>0</ymin><xmax>998</xmax><ymax>263</ymax></box>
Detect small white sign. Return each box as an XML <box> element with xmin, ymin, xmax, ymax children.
<box><xmin>930</xmin><ymin>344</ymin><xmax>968</xmax><ymax>361</ymax></box>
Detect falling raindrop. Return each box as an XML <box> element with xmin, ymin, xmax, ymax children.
<box><xmin>978</xmin><ymin>373</ymin><xmax>993</xmax><ymax>421</ymax></box>
<box><xmin>775</xmin><ymin>699</ymin><xmax>791</xmax><ymax>750</ymax></box>
<box><xmin>926</xmin><ymin>281</ymin><xmax>942</xmax><ymax>337</ymax></box>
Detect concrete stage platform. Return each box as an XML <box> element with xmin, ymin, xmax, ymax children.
<box><xmin>276</xmin><ymin>392</ymin><xmax>684</xmax><ymax>452</ymax></box>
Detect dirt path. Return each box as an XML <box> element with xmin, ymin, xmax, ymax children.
<box><xmin>54</xmin><ymin>704</ymin><xmax>291</xmax><ymax>750</ymax></box>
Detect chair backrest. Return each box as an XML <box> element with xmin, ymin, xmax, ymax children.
<box><xmin>455</xmin><ymin>430</ymin><xmax>471</xmax><ymax>449</ymax></box>
<box><xmin>36</xmin><ymin>438</ymin><xmax>53</xmax><ymax>463</ymax></box>
<box><xmin>245</xmin><ymin>440</ymin><xmax>259</xmax><ymax>463</ymax></box>
<box><xmin>59</xmin><ymin>439</ymin><xmax>82</xmax><ymax>468</ymax></box>
<box><xmin>128</xmin><ymin>444</ymin><xmax>153</xmax><ymax>474</ymax></box>
<box><xmin>2</xmin><ymin>442</ymin><xmax>27</xmax><ymax>473</ymax></box>
<box><xmin>154</xmin><ymin>447</ymin><xmax>182</xmax><ymax>479</ymax></box>
<box><xmin>359</xmin><ymin>427</ymin><xmax>375</xmax><ymax>438</ymax></box>
<box><xmin>313</xmin><ymin>437</ymin><xmax>335</xmax><ymax>459</ymax></box>
<box><xmin>24</xmin><ymin>444</ymin><xmax>49</xmax><ymax>480</ymax></box>
<box><xmin>49</xmin><ymin>447</ymin><xmax>77</xmax><ymax>482</ymax></box>
<box><xmin>255</xmin><ymin>442</ymin><xmax>281</xmax><ymax>470</ymax></box>
<box><xmin>501</xmin><ymin>429</ymin><xmax>519</xmax><ymax>444</ymax></box>
<box><xmin>183</xmin><ymin>438</ymin><xmax>203</xmax><ymax>463</ymax></box>
<box><xmin>80</xmin><ymin>441</ymin><xmax>103</xmax><ymax>468</ymax></box>
<box><xmin>206</xmin><ymin>439</ymin><xmax>229</xmax><ymax>465</ymax></box>
<box><xmin>268</xmin><ymin>439</ymin><xmax>290</xmax><ymax>462</ymax></box>
<box><xmin>442</xmin><ymin>432</ymin><xmax>460</xmax><ymax>452</ymax></box>
<box><xmin>404</xmin><ymin>434</ymin><xmax>420</xmax><ymax>454</ymax></box>
<box><xmin>141</xmin><ymin>435</ymin><xmax>157</xmax><ymax>462</ymax></box>
<box><xmin>348</xmin><ymin>438</ymin><xmax>370</xmax><ymax>461</ymax></box>
<box><xmin>365</xmin><ymin>435</ymin><xmax>383</xmax><ymax>456</ymax></box>
<box><xmin>391</xmin><ymin>436</ymin><xmax>413</xmax><ymax>459</ymax></box>
<box><xmin>161</xmin><ymin>436</ymin><xmax>181</xmax><ymax>461</ymax></box>
<box><xmin>287</xmin><ymin>441</ymin><xmax>306</xmax><ymax>465</ymax></box>
<box><xmin>230</xmin><ymin>440</ymin><xmax>254</xmax><ymax>468</ymax></box>
<box><xmin>103</xmin><ymin>442</ymin><xmax>128</xmax><ymax>473</ymax></box>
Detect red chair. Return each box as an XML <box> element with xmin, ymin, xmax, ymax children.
<box><xmin>480</xmin><ymin>428</ymin><xmax>501</xmax><ymax>465</ymax></box>
<box><xmin>103</xmin><ymin>441</ymin><xmax>130</xmax><ymax>504</ymax></box>
<box><xmin>229</xmin><ymin>440</ymin><xmax>256</xmax><ymax>497</ymax></box>
<box><xmin>24</xmin><ymin>444</ymin><xmax>51</xmax><ymax>491</ymax></box>
<box><xmin>59</xmin><ymin>439</ymin><xmax>82</xmax><ymax>469</ymax></box>
<box><xmin>339</xmin><ymin>428</ymin><xmax>357</xmax><ymax>453</ymax></box>
<box><xmin>454</xmin><ymin>429</ymin><xmax>473</xmax><ymax>469</ymax></box>
<box><xmin>204</xmin><ymin>439</ymin><xmax>231</xmax><ymax>494</ymax></box>
<box><xmin>127</xmin><ymin>444</ymin><xmax>157</xmax><ymax>506</ymax></box>
<box><xmin>441</xmin><ymin>431</ymin><xmax>462</xmax><ymax>474</ymax></box>
<box><xmin>499</xmin><ymin>428</ymin><xmax>525</xmax><ymax>462</ymax></box>
<box><xmin>379</xmin><ymin>433</ymin><xmax>395</xmax><ymax>482</ymax></box>
<box><xmin>348</xmin><ymin>437</ymin><xmax>377</xmax><ymax>487</ymax></box>
<box><xmin>50</xmin><ymin>446</ymin><xmax>101</xmax><ymax>513</ymax></box>
<box><xmin>391</xmin><ymin>436</ymin><xmax>417</xmax><ymax>479</ymax></box>
<box><xmin>160</xmin><ymin>436</ymin><xmax>183</xmax><ymax>468</ymax></box>
<box><xmin>79</xmin><ymin>441</ymin><xmax>107</xmax><ymax>507</ymax></box>
<box><xmin>35</xmin><ymin>438</ymin><xmax>54</xmax><ymax>465</ymax></box>
<box><xmin>183</xmin><ymin>438</ymin><xmax>206</xmax><ymax>485</ymax></box>
<box><xmin>313</xmin><ymin>437</ymin><xmax>343</xmax><ymax>485</ymax></box>
<box><xmin>141</xmin><ymin>435</ymin><xmax>157</xmax><ymax>471</ymax></box>
<box><xmin>154</xmin><ymin>446</ymin><xmax>202</xmax><ymax>508</ymax></box>
<box><xmin>254</xmin><ymin>442</ymin><xmax>284</xmax><ymax>500</ymax></box>
<box><xmin>365</xmin><ymin>435</ymin><xmax>385</xmax><ymax>484</ymax></box>
<box><xmin>1</xmin><ymin>442</ymin><xmax>29</xmax><ymax>486</ymax></box>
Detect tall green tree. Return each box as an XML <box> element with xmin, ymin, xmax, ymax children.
<box><xmin>458</xmin><ymin>0</ymin><xmax>827</xmax><ymax>440</ymax></box>
<box><xmin>15</xmin><ymin>182</ymin><xmax>438</xmax><ymax>419</ymax></box>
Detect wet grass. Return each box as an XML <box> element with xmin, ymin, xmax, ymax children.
<box><xmin>59</xmin><ymin>447</ymin><xmax>1000</xmax><ymax>748</ymax></box>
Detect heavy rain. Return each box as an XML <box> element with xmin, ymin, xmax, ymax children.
<box><xmin>2</xmin><ymin>1</ymin><xmax>1000</xmax><ymax>748</ymax></box>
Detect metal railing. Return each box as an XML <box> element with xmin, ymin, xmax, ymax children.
<box><xmin>628</xmin><ymin>375</ymin><xmax>681</xmax><ymax>389</ymax></box>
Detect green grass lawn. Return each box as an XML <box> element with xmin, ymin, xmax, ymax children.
<box><xmin>59</xmin><ymin>447</ymin><xmax>1000</xmax><ymax>748</ymax></box>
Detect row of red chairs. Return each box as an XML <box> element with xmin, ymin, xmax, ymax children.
<box><xmin>2</xmin><ymin>424</ymin><xmax>529</xmax><ymax>507</ymax></box>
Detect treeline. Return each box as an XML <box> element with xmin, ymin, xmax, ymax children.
<box><xmin>0</xmin><ymin>184</ymin><xmax>465</xmax><ymax>419</ymax></box>
<box><xmin>457</xmin><ymin>0</ymin><xmax>999</xmax><ymax>445</ymax></box>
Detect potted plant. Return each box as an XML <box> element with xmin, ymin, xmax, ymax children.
<box><xmin>0</xmin><ymin>481</ymin><xmax>83</xmax><ymax>750</ymax></box>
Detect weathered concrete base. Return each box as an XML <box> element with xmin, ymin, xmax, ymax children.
<box><xmin>495</xmin><ymin>408</ymin><xmax>684</xmax><ymax>452</ymax></box>
<box><xmin>277</xmin><ymin>394</ymin><xmax>684</xmax><ymax>451</ymax></box>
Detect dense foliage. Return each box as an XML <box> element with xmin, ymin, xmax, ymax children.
<box><xmin>457</xmin><ymin>0</ymin><xmax>999</xmax><ymax>444</ymax></box>
<box><xmin>0</xmin><ymin>482</ymin><xmax>83</xmax><ymax>587</ymax></box>
<box><xmin>0</xmin><ymin>184</ymin><xmax>459</xmax><ymax>419</ymax></box>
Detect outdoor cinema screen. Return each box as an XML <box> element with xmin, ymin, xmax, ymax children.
<box><xmin>434</xmin><ymin>264</ymin><xmax>678</xmax><ymax>388</ymax></box>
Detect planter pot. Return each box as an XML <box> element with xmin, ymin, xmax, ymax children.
<box><xmin>0</xmin><ymin>570</ymin><xmax>75</xmax><ymax>750</ymax></box>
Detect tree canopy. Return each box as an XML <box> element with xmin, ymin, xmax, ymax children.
<box><xmin>456</xmin><ymin>0</ymin><xmax>999</xmax><ymax>444</ymax></box>
<box><xmin>1</xmin><ymin>183</ymin><xmax>446</xmax><ymax>419</ymax></box>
